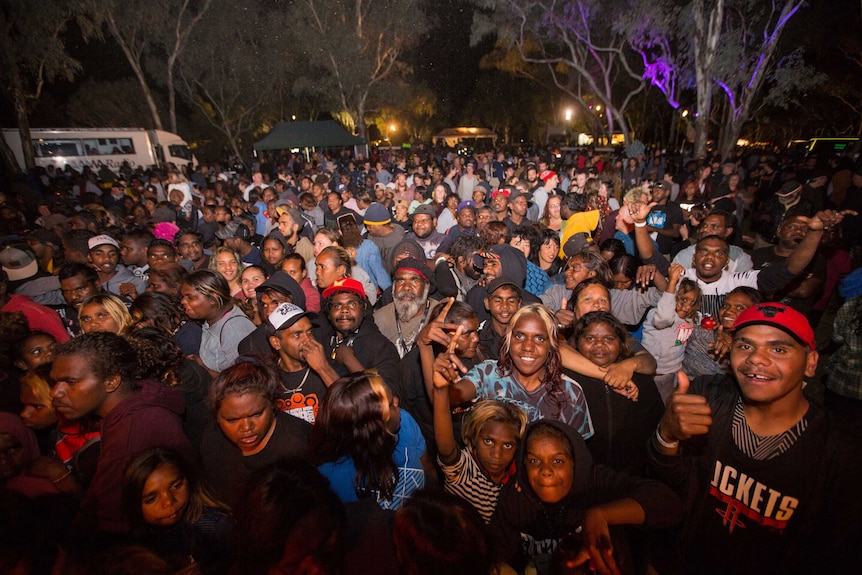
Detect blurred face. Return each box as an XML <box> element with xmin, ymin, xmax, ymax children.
<box><xmin>412</xmin><ymin>214</ymin><xmax>435</xmax><ymax>239</ymax></box>
<box><xmin>547</xmin><ymin>197</ymin><xmax>561</xmax><ymax>219</ymax></box>
<box><xmin>120</xmin><ymin>239</ymin><xmax>148</xmax><ymax>267</ymax></box>
<box><xmin>79</xmin><ymin>302</ymin><xmax>120</xmax><ymax>334</ymax></box>
<box><xmin>50</xmin><ymin>353</ymin><xmax>110</xmax><ymax>420</ymax></box>
<box><xmin>272</xmin><ymin>317</ymin><xmax>315</xmax><ymax>363</ymax></box>
<box><xmin>20</xmin><ymin>383</ymin><xmax>58</xmax><ymax>430</ymax></box>
<box><xmin>564</xmin><ymin>257</ymin><xmax>594</xmax><ymax>289</ymax></box>
<box><xmin>216</xmin><ymin>252</ymin><xmax>239</xmax><ymax>282</ymax></box>
<box><xmin>612</xmin><ymin>272</ymin><xmax>632</xmax><ymax>291</ymax></box>
<box><xmin>473</xmin><ymin>421</ymin><xmax>518</xmax><ymax>482</ymax></box>
<box><xmin>492</xmin><ymin>194</ymin><xmax>508</xmax><ymax>214</ymax></box>
<box><xmin>241</xmin><ymin>268</ymin><xmax>267</xmax><ymax>299</ymax></box>
<box><xmin>485</xmin><ymin>287</ymin><xmax>521</xmax><ymax>328</ymax></box>
<box><xmin>675</xmin><ymin>288</ymin><xmax>698</xmax><ymax>319</ymax></box>
<box><xmin>730</xmin><ymin>325</ymin><xmax>816</xmax><ymax>407</ymax></box>
<box><xmin>718</xmin><ymin>292</ymin><xmax>755</xmax><ymax>330</ymax></box>
<box><xmin>693</xmin><ymin>238</ymin><xmax>729</xmax><ymax>281</ymax></box>
<box><xmin>0</xmin><ymin>433</ymin><xmax>28</xmax><ymax>481</ymax></box>
<box><xmin>278</xmin><ymin>214</ymin><xmax>297</xmax><ymax>240</ymax></box>
<box><xmin>176</xmin><ymin>235</ymin><xmax>203</xmax><ymax>262</ymax></box>
<box><xmin>510</xmin><ymin>196</ymin><xmax>528</xmax><ymax>217</ymax></box>
<box><xmin>525</xmin><ymin>433</ymin><xmax>574</xmax><ymax>504</ymax></box>
<box><xmin>147</xmin><ymin>246</ymin><xmax>176</xmax><ymax>270</ymax></box>
<box><xmin>477</xmin><ymin>209</ymin><xmax>493</xmax><ymax>228</ymax></box>
<box><xmin>180</xmin><ymin>284</ymin><xmax>219</xmax><ymax>321</ymax></box>
<box><xmin>326</xmin><ymin>194</ymin><xmax>342</xmax><ymax>213</ymax></box>
<box><xmin>698</xmin><ymin>215</ymin><xmax>730</xmax><ymax>239</ymax></box>
<box><xmin>88</xmin><ymin>245</ymin><xmax>119</xmax><ymax>276</ymax></box>
<box><xmin>259</xmin><ymin>290</ymin><xmax>291</xmax><ymax>318</ymax></box>
<box><xmin>313</xmin><ymin>233</ymin><xmax>335</xmax><ymax>257</ymax></box>
<box><xmin>17</xmin><ymin>334</ymin><xmax>55</xmax><ymax>370</ymax></box>
<box><xmin>140</xmin><ymin>463</ymin><xmax>190</xmax><ymax>527</ymax></box>
<box><xmin>508</xmin><ymin>314</ymin><xmax>551</xmax><ymax>379</ymax></box>
<box><xmin>472</xmin><ymin>189</ymin><xmax>486</xmax><ymax>205</ymax></box>
<box><xmin>777</xmin><ymin>217</ymin><xmax>808</xmax><ymax>247</ymax></box>
<box><xmin>281</xmin><ymin>258</ymin><xmax>307</xmax><ymax>283</ymax></box>
<box><xmin>315</xmin><ymin>253</ymin><xmax>345</xmax><ymax>289</ymax></box>
<box><xmin>480</xmin><ymin>257</ymin><xmax>502</xmax><ymax>282</ymax></box>
<box><xmin>539</xmin><ymin>241</ymin><xmax>558</xmax><ymax>265</ymax></box>
<box><xmin>574</xmin><ymin>285</ymin><xmax>611</xmax><ymax>319</ymax></box>
<box><xmin>263</xmin><ymin>239</ymin><xmax>286</xmax><ymax>266</ymax></box>
<box><xmin>328</xmin><ymin>292</ymin><xmax>364</xmax><ymax>334</ymax></box>
<box><xmin>577</xmin><ymin>321</ymin><xmax>621</xmax><ymax>368</ymax></box>
<box><xmin>146</xmin><ymin>273</ymin><xmax>176</xmax><ymax>295</ymax></box>
<box><xmin>453</xmin><ymin>316</ymin><xmax>480</xmax><ymax>358</ymax></box>
<box><xmin>217</xmin><ymin>393</ymin><xmax>276</xmax><ymax>454</ymax></box>
<box><xmin>457</xmin><ymin>208</ymin><xmax>475</xmax><ymax>229</ymax></box>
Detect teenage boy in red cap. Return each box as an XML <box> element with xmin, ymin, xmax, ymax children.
<box><xmin>649</xmin><ymin>303</ymin><xmax>862</xmax><ymax>574</ymax></box>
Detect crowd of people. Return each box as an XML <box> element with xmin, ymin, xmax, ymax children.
<box><xmin>1</xmin><ymin>144</ymin><xmax>861</xmax><ymax>575</ymax></box>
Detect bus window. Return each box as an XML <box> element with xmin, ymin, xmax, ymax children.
<box><xmin>168</xmin><ymin>144</ymin><xmax>192</xmax><ymax>161</ymax></box>
<box><xmin>84</xmin><ymin>138</ymin><xmax>136</xmax><ymax>155</ymax></box>
<box><xmin>35</xmin><ymin>139</ymin><xmax>83</xmax><ymax>158</ymax></box>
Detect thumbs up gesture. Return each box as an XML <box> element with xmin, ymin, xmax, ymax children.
<box><xmin>657</xmin><ymin>371</ymin><xmax>713</xmax><ymax>448</ymax></box>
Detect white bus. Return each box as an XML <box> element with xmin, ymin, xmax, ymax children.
<box><xmin>2</xmin><ymin>127</ymin><xmax>196</xmax><ymax>174</ymax></box>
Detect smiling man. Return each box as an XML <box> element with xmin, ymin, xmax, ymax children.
<box><xmin>649</xmin><ymin>303</ymin><xmax>862</xmax><ymax>574</ymax></box>
<box><xmin>87</xmin><ymin>234</ymin><xmax>146</xmax><ymax>303</ymax></box>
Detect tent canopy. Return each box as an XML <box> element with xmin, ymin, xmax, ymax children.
<box><xmin>432</xmin><ymin>127</ymin><xmax>497</xmax><ymax>147</ymax></box>
<box><xmin>253</xmin><ymin>120</ymin><xmax>365</xmax><ymax>151</ymax></box>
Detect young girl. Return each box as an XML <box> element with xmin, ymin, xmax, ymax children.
<box><xmin>433</xmin><ymin>324</ymin><xmax>527</xmax><ymax>522</ymax></box>
<box><xmin>123</xmin><ymin>448</ymin><xmax>233</xmax><ymax>574</ymax></box>
<box><xmin>489</xmin><ymin>420</ymin><xmax>683</xmax><ymax>575</ymax></box>
<box><xmin>433</xmin><ymin>304</ymin><xmax>594</xmax><ymax>440</ymax></box>
<box><xmin>310</xmin><ymin>373</ymin><xmax>429</xmax><ymax>510</ymax></box>
<box><xmin>641</xmin><ymin>263</ymin><xmax>702</xmax><ymax>401</ymax></box>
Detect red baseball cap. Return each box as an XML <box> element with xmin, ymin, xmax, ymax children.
<box><xmin>490</xmin><ymin>189</ymin><xmax>510</xmax><ymax>198</ymax></box>
<box><xmin>733</xmin><ymin>303</ymin><xmax>816</xmax><ymax>349</ymax></box>
<box><xmin>322</xmin><ymin>277</ymin><xmax>366</xmax><ymax>301</ymax></box>
<box><xmin>539</xmin><ymin>170</ymin><xmax>558</xmax><ymax>183</ymax></box>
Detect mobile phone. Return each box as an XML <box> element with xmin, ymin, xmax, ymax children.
<box><xmin>337</xmin><ymin>213</ymin><xmax>357</xmax><ymax>235</ymax></box>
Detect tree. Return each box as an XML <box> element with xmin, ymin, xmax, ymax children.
<box><xmin>0</xmin><ymin>0</ymin><xmax>99</xmax><ymax>173</ymax></box>
<box><xmin>176</xmin><ymin>0</ymin><xmax>278</xmax><ymax>159</ymax></box>
<box><xmin>711</xmin><ymin>0</ymin><xmax>808</xmax><ymax>158</ymax></box>
<box><xmin>99</xmin><ymin>0</ymin><xmax>212</xmax><ymax>133</ymax></box>
<box><xmin>692</xmin><ymin>0</ymin><xmax>724</xmax><ymax>157</ymax></box>
<box><xmin>474</xmin><ymin>0</ymin><xmax>646</xmax><ymax>146</ymax></box>
<box><xmin>290</xmin><ymin>0</ymin><xmax>428</xmax><ymax>140</ymax></box>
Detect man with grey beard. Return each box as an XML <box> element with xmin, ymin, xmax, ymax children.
<box><xmin>374</xmin><ymin>258</ymin><xmax>438</xmax><ymax>358</ymax></box>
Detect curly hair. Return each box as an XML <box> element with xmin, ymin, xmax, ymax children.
<box><xmin>507</xmin><ymin>224</ymin><xmax>542</xmax><ymax>261</ymax></box>
<box><xmin>571</xmin><ymin>311</ymin><xmax>634</xmax><ymax>363</ymax></box>
<box><xmin>568</xmin><ymin>250</ymin><xmax>615</xmax><ymax>288</ymax></box>
<box><xmin>317</xmin><ymin>246</ymin><xmax>353</xmax><ymax>277</ymax></box>
<box><xmin>53</xmin><ymin>332</ymin><xmax>139</xmax><ymax>388</ymax></box>
<box><xmin>498</xmin><ymin>304</ymin><xmax>565</xmax><ymax>417</ymax></box>
<box><xmin>145</xmin><ymin>263</ymin><xmax>187</xmax><ymax>295</ymax></box>
<box><xmin>126</xmin><ymin>327</ymin><xmax>184</xmax><ymax>388</ymax></box>
<box><xmin>308</xmin><ymin>373</ymin><xmax>398</xmax><ymax>501</ymax></box>
<box><xmin>129</xmin><ymin>292</ymin><xmax>186</xmax><ymax>334</ymax></box>
<box><xmin>460</xmin><ymin>400</ymin><xmax>527</xmax><ymax>452</ymax></box>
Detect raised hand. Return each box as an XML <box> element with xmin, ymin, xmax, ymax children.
<box><xmin>416</xmin><ymin>297</ymin><xmax>460</xmax><ymax>348</ymax></box>
<box><xmin>432</xmin><ymin>326</ymin><xmax>467</xmax><ymax>389</ymax></box>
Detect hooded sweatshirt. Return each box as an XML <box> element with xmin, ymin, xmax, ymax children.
<box><xmin>489</xmin><ymin>420</ymin><xmax>682</xmax><ymax>574</ymax></box>
<box><xmin>80</xmin><ymin>380</ymin><xmax>192</xmax><ymax>533</ymax></box>
<box><xmin>238</xmin><ymin>271</ymin><xmax>306</xmax><ymax>357</ymax></box>
<box><xmin>466</xmin><ymin>244</ymin><xmax>540</xmax><ymax>325</ymax></box>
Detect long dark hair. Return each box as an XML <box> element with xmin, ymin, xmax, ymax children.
<box><xmin>570</xmin><ymin>311</ymin><xmax>634</xmax><ymax>363</ymax></box>
<box><xmin>308</xmin><ymin>373</ymin><xmax>398</xmax><ymax>500</ymax></box>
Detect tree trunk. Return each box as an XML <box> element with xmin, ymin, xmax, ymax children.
<box><xmin>167</xmin><ymin>54</ymin><xmax>178</xmax><ymax>134</ymax></box>
<box><xmin>693</xmin><ymin>0</ymin><xmax>724</xmax><ymax>157</ymax></box>
<box><xmin>357</xmin><ymin>97</ymin><xmax>368</xmax><ymax>140</ymax></box>
<box><xmin>0</xmin><ymin>131</ymin><xmax>22</xmax><ymax>175</ymax></box>
<box><xmin>9</xmin><ymin>63</ymin><xmax>35</xmax><ymax>172</ymax></box>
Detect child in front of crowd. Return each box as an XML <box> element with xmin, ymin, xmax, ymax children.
<box><xmin>641</xmin><ymin>263</ymin><xmax>702</xmax><ymax>401</ymax></box>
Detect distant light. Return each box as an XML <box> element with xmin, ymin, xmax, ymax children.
<box><xmin>681</xmin><ymin>110</ymin><xmax>689</xmax><ymax>118</ymax></box>
<box><xmin>737</xmin><ymin>139</ymin><xmax>750</xmax><ymax>147</ymax></box>
<box><xmin>389</xmin><ymin>124</ymin><xmax>397</xmax><ymax>133</ymax></box>
<box><xmin>291</xmin><ymin>115</ymin><xmax>296</xmax><ymax>121</ymax></box>
<box><xmin>595</xmin><ymin>105</ymin><xmax>602</xmax><ymax>112</ymax></box>
<box><xmin>565</xmin><ymin>109</ymin><xmax>573</xmax><ymax>121</ymax></box>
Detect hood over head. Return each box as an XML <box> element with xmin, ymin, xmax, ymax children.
<box><xmin>516</xmin><ymin>419</ymin><xmax>594</xmax><ymax>502</ymax></box>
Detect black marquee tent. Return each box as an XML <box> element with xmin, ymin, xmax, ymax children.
<box><xmin>253</xmin><ymin>120</ymin><xmax>366</xmax><ymax>151</ymax></box>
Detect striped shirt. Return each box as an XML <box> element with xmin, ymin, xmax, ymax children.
<box><xmin>732</xmin><ymin>399</ymin><xmax>807</xmax><ymax>460</ymax></box>
<box><xmin>439</xmin><ymin>448</ymin><xmax>505</xmax><ymax>523</ymax></box>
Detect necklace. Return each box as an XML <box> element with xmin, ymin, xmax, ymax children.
<box><xmin>277</xmin><ymin>363</ymin><xmax>310</xmax><ymax>394</ymax></box>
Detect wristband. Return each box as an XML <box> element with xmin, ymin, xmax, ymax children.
<box><xmin>52</xmin><ymin>470</ymin><xmax>72</xmax><ymax>484</ymax></box>
<box><xmin>634</xmin><ymin>221</ymin><xmax>647</xmax><ymax>228</ymax></box>
<box><xmin>655</xmin><ymin>428</ymin><xmax>679</xmax><ymax>449</ymax></box>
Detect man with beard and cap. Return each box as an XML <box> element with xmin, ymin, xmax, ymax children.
<box><xmin>267</xmin><ymin>302</ymin><xmax>340</xmax><ymax>425</ymax></box>
<box><xmin>365</xmin><ymin>202</ymin><xmax>405</xmax><ymax>275</ymax></box>
<box><xmin>374</xmin><ymin>258</ymin><xmax>439</xmax><ymax>358</ymax></box>
<box><xmin>320</xmin><ymin>278</ymin><xmax>401</xmax><ymax>392</ymax></box>
<box><xmin>274</xmin><ymin>206</ymin><xmax>315</xmax><ymax>266</ymax></box>
<box><xmin>753</xmin><ymin>180</ymin><xmax>816</xmax><ymax>246</ymax></box>
<box><xmin>466</xmin><ymin>243</ymin><xmax>539</xmax><ymax>326</ymax></box>
<box><xmin>237</xmin><ymin>270</ymin><xmax>307</xmax><ymax>357</ymax></box>
<box><xmin>750</xmin><ymin>214</ymin><xmax>826</xmax><ymax>315</ymax></box>
<box><xmin>405</xmin><ymin>204</ymin><xmax>452</xmax><ymax>260</ymax></box>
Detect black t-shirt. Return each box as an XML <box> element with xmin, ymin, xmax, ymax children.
<box><xmin>750</xmin><ymin>248</ymin><xmax>826</xmax><ymax>315</ymax></box>
<box><xmin>276</xmin><ymin>367</ymin><xmax>328</xmax><ymax>424</ymax></box>
<box><xmin>646</xmin><ymin>202</ymin><xmax>684</xmax><ymax>254</ymax></box>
